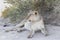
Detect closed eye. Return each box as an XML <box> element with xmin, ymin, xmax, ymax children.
<box><xmin>20</xmin><ymin>24</ymin><xmax>24</xmax><ymax>28</ymax></box>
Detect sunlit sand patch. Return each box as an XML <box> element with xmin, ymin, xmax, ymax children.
<box><xmin>0</xmin><ymin>0</ymin><xmax>12</xmax><ymax>17</ymax></box>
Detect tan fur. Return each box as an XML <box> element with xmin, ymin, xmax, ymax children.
<box><xmin>20</xmin><ymin>10</ymin><xmax>47</xmax><ymax>38</ymax></box>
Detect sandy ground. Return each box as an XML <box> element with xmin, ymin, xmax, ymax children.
<box><xmin>0</xmin><ymin>18</ymin><xmax>60</xmax><ymax>40</ymax></box>
<box><xmin>0</xmin><ymin>24</ymin><xmax>60</xmax><ymax>40</ymax></box>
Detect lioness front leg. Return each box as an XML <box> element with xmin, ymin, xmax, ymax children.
<box><xmin>41</xmin><ymin>28</ymin><xmax>48</xmax><ymax>36</ymax></box>
<box><xmin>28</xmin><ymin>30</ymin><xmax>35</xmax><ymax>38</ymax></box>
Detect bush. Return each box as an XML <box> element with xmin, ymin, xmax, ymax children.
<box><xmin>3</xmin><ymin>0</ymin><xmax>56</xmax><ymax>24</ymax></box>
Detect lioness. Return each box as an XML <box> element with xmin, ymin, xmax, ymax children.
<box><xmin>18</xmin><ymin>11</ymin><xmax>47</xmax><ymax>38</ymax></box>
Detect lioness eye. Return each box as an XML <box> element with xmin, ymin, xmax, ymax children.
<box><xmin>35</xmin><ymin>12</ymin><xmax>37</xmax><ymax>15</ymax></box>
